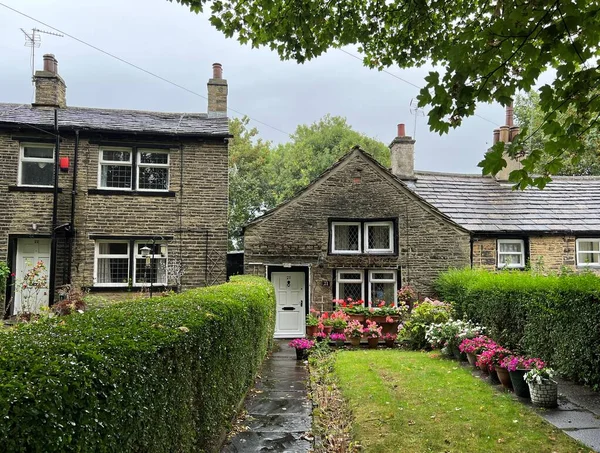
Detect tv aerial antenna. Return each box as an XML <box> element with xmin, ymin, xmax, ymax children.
<box><xmin>409</xmin><ymin>98</ymin><xmax>426</xmax><ymax>138</ymax></box>
<box><xmin>20</xmin><ymin>28</ymin><xmax>64</xmax><ymax>83</ymax></box>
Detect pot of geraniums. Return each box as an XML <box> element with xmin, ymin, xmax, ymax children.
<box><xmin>476</xmin><ymin>345</ymin><xmax>509</xmax><ymax>384</ymax></box>
<box><xmin>338</xmin><ymin>298</ymin><xmax>367</xmax><ymax>323</ymax></box>
<box><xmin>459</xmin><ymin>335</ymin><xmax>496</xmax><ymax>368</ymax></box>
<box><xmin>367</xmin><ymin>302</ymin><xmax>389</xmax><ymax>324</ymax></box>
<box><xmin>289</xmin><ymin>338</ymin><xmax>315</xmax><ymax>360</ymax></box>
<box><xmin>344</xmin><ymin>320</ymin><xmax>364</xmax><ymax>347</ymax></box>
<box><xmin>364</xmin><ymin>320</ymin><xmax>383</xmax><ymax>349</ymax></box>
<box><xmin>524</xmin><ymin>367</ymin><xmax>558</xmax><ymax>408</ymax></box>
<box><xmin>330</xmin><ymin>332</ymin><xmax>346</xmax><ymax>347</ymax></box>
<box><xmin>383</xmin><ymin>333</ymin><xmax>397</xmax><ymax>348</ymax></box>
<box><xmin>502</xmin><ymin>356</ymin><xmax>545</xmax><ymax>398</ymax></box>
<box><xmin>306</xmin><ymin>309</ymin><xmax>319</xmax><ymax>337</ymax></box>
<box><xmin>330</xmin><ymin>309</ymin><xmax>349</xmax><ymax>333</ymax></box>
<box><xmin>314</xmin><ymin>329</ymin><xmax>328</xmax><ymax>342</ymax></box>
<box><xmin>320</xmin><ymin>312</ymin><xmax>334</xmax><ymax>335</ymax></box>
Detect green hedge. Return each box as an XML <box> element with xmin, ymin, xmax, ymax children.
<box><xmin>0</xmin><ymin>275</ymin><xmax>275</xmax><ymax>452</ymax></box>
<box><xmin>435</xmin><ymin>268</ymin><xmax>600</xmax><ymax>388</ymax></box>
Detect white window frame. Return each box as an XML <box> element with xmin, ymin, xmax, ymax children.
<box><xmin>497</xmin><ymin>239</ymin><xmax>525</xmax><ymax>269</ymax></box>
<box><xmin>133</xmin><ymin>241</ymin><xmax>168</xmax><ymax>286</ymax></box>
<box><xmin>367</xmin><ymin>270</ymin><xmax>398</xmax><ymax>306</ymax></box>
<box><xmin>136</xmin><ymin>150</ymin><xmax>170</xmax><ymax>192</ymax></box>
<box><xmin>93</xmin><ymin>241</ymin><xmax>130</xmax><ymax>287</ymax></box>
<box><xmin>98</xmin><ymin>147</ymin><xmax>133</xmax><ymax>190</ymax></box>
<box><xmin>364</xmin><ymin>221</ymin><xmax>394</xmax><ymax>254</ymax></box>
<box><xmin>576</xmin><ymin>238</ymin><xmax>600</xmax><ymax>267</ymax></box>
<box><xmin>18</xmin><ymin>143</ymin><xmax>55</xmax><ymax>187</ymax></box>
<box><xmin>331</xmin><ymin>222</ymin><xmax>362</xmax><ymax>254</ymax></box>
<box><xmin>335</xmin><ymin>269</ymin><xmax>364</xmax><ymax>301</ymax></box>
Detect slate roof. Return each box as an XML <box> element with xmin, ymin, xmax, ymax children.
<box><xmin>0</xmin><ymin>103</ymin><xmax>229</xmax><ymax>137</ymax></box>
<box><xmin>406</xmin><ymin>172</ymin><xmax>600</xmax><ymax>233</ymax></box>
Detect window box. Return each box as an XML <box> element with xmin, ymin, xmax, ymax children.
<box><xmin>497</xmin><ymin>239</ymin><xmax>525</xmax><ymax>269</ymax></box>
<box><xmin>576</xmin><ymin>238</ymin><xmax>600</xmax><ymax>267</ymax></box>
<box><xmin>18</xmin><ymin>143</ymin><xmax>55</xmax><ymax>187</ymax></box>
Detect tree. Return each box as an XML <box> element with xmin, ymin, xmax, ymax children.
<box><xmin>227</xmin><ymin>115</ymin><xmax>389</xmax><ymax>249</ymax></box>
<box><xmin>514</xmin><ymin>91</ymin><xmax>600</xmax><ymax>176</ymax></box>
<box><xmin>269</xmin><ymin>115</ymin><xmax>390</xmax><ymax>203</ymax></box>
<box><xmin>173</xmin><ymin>0</ymin><xmax>600</xmax><ymax>188</ymax></box>
<box><xmin>228</xmin><ymin>117</ymin><xmax>274</xmax><ymax>250</ymax></box>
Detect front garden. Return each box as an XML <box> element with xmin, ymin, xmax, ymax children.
<box><xmin>296</xmin><ymin>268</ymin><xmax>600</xmax><ymax>451</ymax></box>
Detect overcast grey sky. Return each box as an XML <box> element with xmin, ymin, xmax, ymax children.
<box><xmin>1</xmin><ymin>0</ymin><xmax>509</xmax><ymax>173</ymax></box>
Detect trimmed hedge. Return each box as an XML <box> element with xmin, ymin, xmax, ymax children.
<box><xmin>0</xmin><ymin>275</ymin><xmax>275</xmax><ymax>452</ymax></box>
<box><xmin>436</xmin><ymin>268</ymin><xmax>600</xmax><ymax>389</ymax></box>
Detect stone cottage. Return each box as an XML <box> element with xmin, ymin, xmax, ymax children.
<box><xmin>0</xmin><ymin>54</ymin><xmax>230</xmax><ymax>315</ymax></box>
<box><xmin>243</xmin><ymin>112</ymin><xmax>600</xmax><ymax>338</ymax></box>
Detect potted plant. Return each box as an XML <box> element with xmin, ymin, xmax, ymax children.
<box><xmin>320</xmin><ymin>312</ymin><xmax>334</xmax><ymax>335</ymax></box>
<box><xmin>397</xmin><ymin>285</ymin><xmax>417</xmax><ymax>309</ymax></box>
<box><xmin>306</xmin><ymin>309</ymin><xmax>319</xmax><ymax>337</ymax></box>
<box><xmin>338</xmin><ymin>298</ymin><xmax>367</xmax><ymax>323</ymax></box>
<box><xmin>330</xmin><ymin>332</ymin><xmax>346</xmax><ymax>347</ymax></box>
<box><xmin>314</xmin><ymin>330</ymin><xmax>328</xmax><ymax>342</ymax></box>
<box><xmin>344</xmin><ymin>320</ymin><xmax>364</xmax><ymax>347</ymax></box>
<box><xmin>288</xmin><ymin>338</ymin><xmax>314</xmax><ymax>360</ymax></box>
<box><xmin>501</xmin><ymin>355</ymin><xmax>546</xmax><ymax>398</ymax></box>
<box><xmin>459</xmin><ymin>335</ymin><xmax>496</xmax><ymax>367</ymax></box>
<box><xmin>476</xmin><ymin>345</ymin><xmax>509</xmax><ymax>384</ymax></box>
<box><xmin>383</xmin><ymin>333</ymin><xmax>397</xmax><ymax>348</ymax></box>
<box><xmin>524</xmin><ymin>367</ymin><xmax>558</xmax><ymax>408</ymax></box>
<box><xmin>363</xmin><ymin>320</ymin><xmax>383</xmax><ymax>349</ymax></box>
<box><xmin>330</xmin><ymin>310</ymin><xmax>349</xmax><ymax>333</ymax></box>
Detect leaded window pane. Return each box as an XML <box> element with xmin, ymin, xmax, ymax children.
<box><xmin>138</xmin><ymin>167</ymin><xmax>168</xmax><ymax>190</ymax></box>
<box><xmin>97</xmin><ymin>258</ymin><xmax>129</xmax><ymax>284</ymax></box>
<box><xmin>339</xmin><ymin>282</ymin><xmax>362</xmax><ymax>301</ymax></box>
<box><xmin>101</xmin><ymin>165</ymin><xmax>132</xmax><ymax>188</ymax></box>
<box><xmin>135</xmin><ymin>258</ymin><xmax>167</xmax><ymax>284</ymax></box>
<box><xmin>334</xmin><ymin>224</ymin><xmax>359</xmax><ymax>251</ymax></box>
<box><xmin>368</xmin><ymin>225</ymin><xmax>390</xmax><ymax>249</ymax></box>
<box><xmin>371</xmin><ymin>282</ymin><xmax>395</xmax><ymax>305</ymax></box>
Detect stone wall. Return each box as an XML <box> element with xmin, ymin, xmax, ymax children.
<box><xmin>0</xmin><ymin>128</ymin><xmax>228</xmax><ymax>311</ymax></box>
<box><xmin>244</xmin><ymin>151</ymin><xmax>471</xmax><ymax>309</ymax></box>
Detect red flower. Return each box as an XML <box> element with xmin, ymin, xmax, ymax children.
<box><xmin>378</xmin><ymin>301</ymin><xmax>385</xmax><ymax>307</ymax></box>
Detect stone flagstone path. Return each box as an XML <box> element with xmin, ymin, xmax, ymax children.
<box><xmin>221</xmin><ymin>340</ymin><xmax>312</xmax><ymax>452</ymax></box>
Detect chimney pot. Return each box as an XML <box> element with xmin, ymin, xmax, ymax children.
<box><xmin>397</xmin><ymin>123</ymin><xmax>405</xmax><ymax>137</ymax></box>
<box><xmin>212</xmin><ymin>63</ymin><xmax>223</xmax><ymax>79</ymax></box>
<box><xmin>499</xmin><ymin>125</ymin><xmax>510</xmax><ymax>143</ymax></box>
<box><xmin>510</xmin><ymin>126</ymin><xmax>520</xmax><ymax>142</ymax></box>
<box><xmin>43</xmin><ymin>54</ymin><xmax>57</xmax><ymax>74</ymax></box>
<box><xmin>505</xmin><ymin>103</ymin><xmax>514</xmax><ymax>127</ymax></box>
<box><xmin>493</xmin><ymin>128</ymin><xmax>500</xmax><ymax>144</ymax></box>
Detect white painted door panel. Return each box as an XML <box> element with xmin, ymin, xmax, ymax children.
<box><xmin>14</xmin><ymin>238</ymin><xmax>51</xmax><ymax>314</ymax></box>
<box><xmin>272</xmin><ymin>272</ymin><xmax>305</xmax><ymax>338</ymax></box>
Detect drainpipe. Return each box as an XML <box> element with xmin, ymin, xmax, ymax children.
<box><xmin>67</xmin><ymin>130</ymin><xmax>80</xmax><ymax>284</ymax></box>
<box><xmin>49</xmin><ymin>109</ymin><xmax>60</xmax><ymax>305</ymax></box>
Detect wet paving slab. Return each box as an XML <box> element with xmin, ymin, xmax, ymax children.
<box><xmin>221</xmin><ymin>340</ymin><xmax>312</xmax><ymax>452</ymax></box>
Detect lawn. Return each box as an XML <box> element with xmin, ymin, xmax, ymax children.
<box><xmin>329</xmin><ymin>350</ymin><xmax>589</xmax><ymax>453</ymax></box>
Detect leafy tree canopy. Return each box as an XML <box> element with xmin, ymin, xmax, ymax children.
<box><xmin>173</xmin><ymin>0</ymin><xmax>600</xmax><ymax>188</ymax></box>
<box><xmin>227</xmin><ymin>115</ymin><xmax>389</xmax><ymax>249</ymax></box>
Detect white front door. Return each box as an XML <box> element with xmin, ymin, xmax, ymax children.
<box><xmin>272</xmin><ymin>272</ymin><xmax>305</xmax><ymax>338</ymax></box>
<box><xmin>14</xmin><ymin>238</ymin><xmax>51</xmax><ymax>314</ymax></box>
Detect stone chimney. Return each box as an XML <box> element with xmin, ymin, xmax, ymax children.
<box><xmin>493</xmin><ymin>103</ymin><xmax>521</xmax><ymax>181</ymax></box>
<box><xmin>33</xmin><ymin>54</ymin><xmax>66</xmax><ymax>108</ymax></box>
<box><xmin>207</xmin><ymin>63</ymin><xmax>228</xmax><ymax>118</ymax></box>
<box><xmin>389</xmin><ymin>123</ymin><xmax>416</xmax><ymax>180</ymax></box>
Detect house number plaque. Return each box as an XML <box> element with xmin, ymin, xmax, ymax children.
<box><xmin>322</xmin><ymin>280</ymin><xmax>331</xmax><ymax>287</ymax></box>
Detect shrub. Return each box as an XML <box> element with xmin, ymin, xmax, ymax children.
<box><xmin>436</xmin><ymin>268</ymin><xmax>600</xmax><ymax>388</ymax></box>
<box><xmin>399</xmin><ymin>298</ymin><xmax>452</xmax><ymax>349</ymax></box>
<box><xmin>0</xmin><ymin>275</ymin><xmax>275</xmax><ymax>452</ymax></box>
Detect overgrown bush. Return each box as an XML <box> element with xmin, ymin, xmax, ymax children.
<box><xmin>436</xmin><ymin>268</ymin><xmax>600</xmax><ymax>388</ymax></box>
<box><xmin>399</xmin><ymin>299</ymin><xmax>452</xmax><ymax>350</ymax></box>
<box><xmin>0</xmin><ymin>275</ymin><xmax>275</xmax><ymax>452</ymax></box>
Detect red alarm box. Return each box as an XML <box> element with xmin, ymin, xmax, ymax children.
<box><xmin>59</xmin><ymin>156</ymin><xmax>69</xmax><ymax>172</ymax></box>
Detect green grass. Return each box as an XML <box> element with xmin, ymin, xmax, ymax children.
<box><xmin>333</xmin><ymin>350</ymin><xmax>589</xmax><ymax>453</ymax></box>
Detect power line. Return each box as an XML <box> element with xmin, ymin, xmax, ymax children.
<box><xmin>0</xmin><ymin>2</ymin><xmax>292</xmax><ymax>137</ymax></box>
<box><xmin>338</xmin><ymin>48</ymin><xmax>499</xmax><ymax>126</ymax></box>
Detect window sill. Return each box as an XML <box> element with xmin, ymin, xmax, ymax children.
<box><xmin>8</xmin><ymin>186</ymin><xmax>62</xmax><ymax>193</ymax></box>
<box><xmin>88</xmin><ymin>189</ymin><xmax>176</xmax><ymax>197</ymax></box>
<box><xmin>87</xmin><ymin>285</ymin><xmax>172</xmax><ymax>292</ymax></box>
<box><xmin>330</xmin><ymin>252</ymin><xmax>397</xmax><ymax>256</ymax></box>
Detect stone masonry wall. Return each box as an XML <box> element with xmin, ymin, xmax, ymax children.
<box><xmin>244</xmin><ymin>151</ymin><xmax>471</xmax><ymax>309</ymax></box>
<box><xmin>0</xmin><ymin>128</ymin><xmax>228</xmax><ymax>311</ymax></box>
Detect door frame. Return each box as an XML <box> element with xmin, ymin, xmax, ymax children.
<box><xmin>5</xmin><ymin>234</ymin><xmax>52</xmax><ymax>318</ymax></box>
<box><xmin>267</xmin><ymin>265</ymin><xmax>310</xmax><ymax>338</ymax></box>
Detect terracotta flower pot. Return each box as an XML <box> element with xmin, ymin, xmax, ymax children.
<box><xmin>466</xmin><ymin>352</ymin><xmax>477</xmax><ymax>367</ymax></box>
<box><xmin>333</xmin><ymin>327</ymin><xmax>345</xmax><ymax>334</ymax></box>
<box><xmin>348</xmin><ymin>314</ymin><xmax>366</xmax><ymax>323</ymax></box>
<box><xmin>367</xmin><ymin>337</ymin><xmax>379</xmax><ymax>349</ymax></box>
<box><xmin>496</xmin><ymin>366</ymin><xmax>513</xmax><ymax>390</ymax></box>
<box><xmin>350</xmin><ymin>337</ymin><xmax>361</xmax><ymax>347</ymax></box>
<box><xmin>489</xmin><ymin>366</ymin><xmax>501</xmax><ymax>385</ymax></box>
<box><xmin>323</xmin><ymin>326</ymin><xmax>333</xmax><ymax>336</ymax></box>
<box><xmin>381</xmin><ymin>322</ymin><xmax>400</xmax><ymax>335</ymax></box>
<box><xmin>368</xmin><ymin>316</ymin><xmax>387</xmax><ymax>324</ymax></box>
<box><xmin>306</xmin><ymin>325</ymin><xmax>318</xmax><ymax>338</ymax></box>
